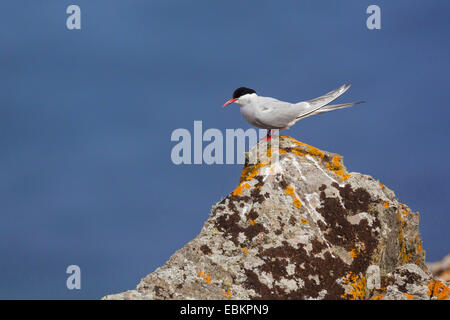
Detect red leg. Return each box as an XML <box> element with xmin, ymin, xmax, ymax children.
<box><xmin>266</xmin><ymin>129</ymin><xmax>272</xmax><ymax>141</ymax></box>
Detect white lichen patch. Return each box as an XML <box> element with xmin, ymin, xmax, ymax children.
<box><xmin>243</xmin><ymin>256</ymin><xmax>265</xmax><ymax>269</ymax></box>
<box><xmin>306</xmin><ymin>155</ymin><xmax>341</xmax><ymax>185</ymax></box>
<box><xmin>286</xmin><ymin>263</ymin><xmax>296</xmax><ymax>276</ymax></box>
<box><xmin>276</xmin><ymin>278</ymin><xmax>299</xmax><ymax>293</ymax></box>
<box><xmin>308</xmin><ymin>274</ymin><xmax>320</xmax><ymax>286</ymax></box>
<box><xmin>366</xmin><ymin>265</ymin><xmax>381</xmax><ymax>290</ymax></box>
<box><xmin>303</xmin><ymin>193</ymin><xmax>325</xmax><ymax>224</ymax></box>
<box><xmin>259</xmin><ymin>271</ymin><xmax>275</xmax><ymax>289</ymax></box>
<box><xmin>347</xmin><ymin>212</ymin><xmax>376</xmax><ymax>227</ymax></box>
<box><xmin>237</xmin><ymin>232</ymin><xmax>247</xmax><ymax>244</ymax></box>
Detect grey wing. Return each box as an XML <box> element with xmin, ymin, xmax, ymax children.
<box><xmin>294</xmin><ymin>84</ymin><xmax>352</xmax><ymax>121</ymax></box>
<box><xmin>255</xmin><ymin>97</ymin><xmax>303</xmax><ymax>129</ymax></box>
<box><xmin>311</xmin><ymin>101</ymin><xmax>365</xmax><ymax>115</ymax></box>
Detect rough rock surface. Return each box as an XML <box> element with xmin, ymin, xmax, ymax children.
<box><xmin>103</xmin><ymin>135</ymin><xmax>449</xmax><ymax>300</ymax></box>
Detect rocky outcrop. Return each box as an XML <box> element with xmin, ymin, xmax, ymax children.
<box><xmin>103</xmin><ymin>135</ymin><xmax>449</xmax><ymax>300</ymax></box>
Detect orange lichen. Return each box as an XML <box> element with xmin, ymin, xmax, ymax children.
<box><xmin>325</xmin><ymin>155</ymin><xmax>351</xmax><ymax>181</ymax></box>
<box><xmin>291</xmin><ymin>146</ymin><xmax>325</xmax><ymax>160</ymax></box>
<box><xmin>249</xmin><ymin>219</ymin><xmax>256</xmax><ymax>226</ymax></box>
<box><xmin>398</xmin><ymin>227</ymin><xmax>411</xmax><ymax>263</ymax></box>
<box><xmin>414</xmin><ymin>236</ymin><xmax>423</xmax><ymax>264</ymax></box>
<box><xmin>301</xmin><ymin>218</ymin><xmax>307</xmax><ymax>224</ymax></box>
<box><xmin>293</xmin><ymin>198</ymin><xmax>302</xmax><ymax>208</ymax></box>
<box><xmin>241</xmin><ymin>248</ymin><xmax>249</xmax><ymax>255</ymax></box>
<box><xmin>397</xmin><ymin>206</ymin><xmax>414</xmax><ymax>264</ymax></box>
<box><xmin>285</xmin><ymin>186</ymin><xmax>295</xmax><ymax>197</ymax></box>
<box><xmin>400</xmin><ymin>244</ymin><xmax>412</xmax><ymax>263</ymax></box>
<box><xmin>371</xmin><ymin>294</ymin><xmax>384</xmax><ymax>300</ymax></box>
<box><xmin>378</xmin><ymin>182</ymin><xmax>385</xmax><ymax>189</ymax></box>
<box><xmin>416</xmin><ymin>236</ymin><xmax>423</xmax><ymax>253</ymax></box>
<box><xmin>281</xmin><ymin>136</ymin><xmax>325</xmax><ymax>160</ymax></box>
<box><xmin>198</xmin><ymin>270</ymin><xmax>211</xmax><ymax>283</ymax></box>
<box><xmin>399</xmin><ymin>203</ymin><xmax>409</xmax><ymax>216</ymax></box>
<box><xmin>428</xmin><ymin>280</ymin><xmax>449</xmax><ymax>300</ymax></box>
<box><xmin>396</xmin><ymin>204</ymin><xmax>425</xmax><ymax>265</ymax></box>
<box><xmin>305</xmin><ymin>145</ymin><xmax>325</xmax><ymax>159</ymax></box>
<box><xmin>221</xmin><ymin>289</ymin><xmax>232</xmax><ymax>299</ymax></box>
<box><xmin>232</xmin><ymin>182</ymin><xmax>250</xmax><ymax>196</ymax></box>
<box><xmin>285</xmin><ymin>186</ymin><xmax>302</xmax><ymax>208</ymax></box>
<box><xmin>350</xmin><ymin>249</ymin><xmax>359</xmax><ymax>258</ymax></box>
<box><xmin>240</xmin><ymin>162</ymin><xmax>266</xmax><ymax>182</ymax></box>
<box><xmin>404</xmin><ymin>293</ymin><xmax>414</xmax><ymax>299</ymax></box>
<box><xmin>349</xmin><ymin>243</ymin><xmax>366</xmax><ymax>259</ymax></box>
<box><xmin>383</xmin><ymin>201</ymin><xmax>389</xmax><ymax>208</ymax></box>
<box><xmin>341</xmin><ymin>272</ymin><xmax>367</xmax><ymax>300</ymax></box>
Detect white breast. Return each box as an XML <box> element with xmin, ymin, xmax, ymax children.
<box><xmin>240</xmin><ymin>104</ymin><xmax>267</xmax><ymax>129</ymax></box>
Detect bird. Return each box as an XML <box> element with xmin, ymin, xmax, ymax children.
<box><xmin>222</xmin><ymin>84</ymin><xmax>364</xmax><ymax>140</ymax></box>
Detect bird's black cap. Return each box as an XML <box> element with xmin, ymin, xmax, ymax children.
<box><xmin>232</xmin><ymin>87</ymin><xmax>256</xmax><ymax>99</ymax></box>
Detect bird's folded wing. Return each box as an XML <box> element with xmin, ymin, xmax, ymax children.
<box><xmin>295</xmin><ymin>84</ymin><xmax>351</xmax><ymax>120</ymax></box>
<box><xmin>256</xmin><ymin>98</ymin><xmax>303</xmax><ymax>129</ymax></box>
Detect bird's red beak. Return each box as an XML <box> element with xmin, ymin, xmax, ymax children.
<box><xmin>222</xmin><ymin>98</ymin><xmax>238</xmax><ymax>108</ymax></box>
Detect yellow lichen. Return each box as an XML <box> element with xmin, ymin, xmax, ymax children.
<box><xmin>232</xmin><ymin>182</ymin><xmax>250</xmax><ymax>196</ymax></box>
<box><xmin>417</xmin><ymin>239</ymin><xmax>423</xmax><ymax>253</ymax></box>
<box><xmin>240</xmin><ymin>162</ymin><xmax>266</xmax><ymax>183</ymax></box>
<box><xmin>350</xmin><ymin>249</ymin><xmax>359</xmax><ymax>258</ymax></box>
<box><xmin>221</xmin><ymin>289</ymin><xmax>232</xmax><ymax>299</ymax></box>
<box><xmin>239</xmin><ymin>144</ymin><xmax>282</xmax><ymax>183</ymax></box>
<box><xmin>241</xmin><ymin>248</ymin><xmax>249</xmax><ymax>255</ymax></box>
<box><xmin>285</xmin><ymin>186</ymin><xmax>302</xmax><ymax>208</ymax></box>
<box><xmin>301</xmin><ymin>218</ymin><xmax>307</xmax><ymax>224</ymax></box>
<box><xmin>396</xmin><ymin>204</ymin><xmax>425</xmax><ymax>265</ymax></box>
<box><xmin>349</xmin><ymin>243</ymin><xmax>366</xmax><ymax>259</ymax></box>
<box><xmin>397</xmin><ymin>206</ymin><xmax>413</xmax><ymax>263</ymax></box>
<box><xmin>281</xmin><ymin>136</ymin><xmax>325</xmax><ymax>160</ymax></box>
<box><xmin>293</xmin><ymin>198</ymin><xmax>302</xmax><ymax>208</ymax></box>
<box><xmin>428</xmin><ymin>280</ymin><xmax>449</xmax><ymax>300</ymax></box>
<box><xmin>285</xmin><ymin>186</ymin><xmax>295</xmax><ymax>197</ymax></box>
<box><xmin>198</xmin><ymin>270</ymin><xmax>211</xmax><ymax>284</ymax></box>
<box><xmin>325</xmin><ymin>155</ymin><xmax>351</xmax><ymax>181</ymax></box>
<box><xmin>399</xmin><ymin>203</ymin><xmax>409</xmax><ymax>216</ymax></box>
<box><xmin>341</xmin><ymin>272</ymin><xmax>367</xmax><ymax>300</ymax></box>
<box><xmin>240</xmin><ymin>136</ymin><xmax>350</xmax><ymax>184</ymax></box>
<box><xmin>291</xmin><ymin>146</ymin><xmax>325</xmax><ymax>160</ymax></box>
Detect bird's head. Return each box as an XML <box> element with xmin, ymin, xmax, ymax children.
<box><xmin>222</xmin><ymin>87</ymin><xmax>257</xmax><ymax>108</ymax></box>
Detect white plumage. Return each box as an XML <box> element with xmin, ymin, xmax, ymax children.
<box><xmin>222</xmin><ymin>84</ymin><xmax>364</xmax><ymax>134</ymax></box>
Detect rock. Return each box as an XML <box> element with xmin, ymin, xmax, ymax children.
<box><xmin>103</xmin><ymin>135</ymin><xmax>449</xmax><ymax>300</ymax></box>
<box><xmin>427</xmin><ymin>254</ymin><xmax>450</xmax><ymax>282</ymax></box>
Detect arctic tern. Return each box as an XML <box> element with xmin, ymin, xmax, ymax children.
<box><xmin>222</xmin><ymin>84</ymin><xmax>364</xmax><ymax>140</ymax></box>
